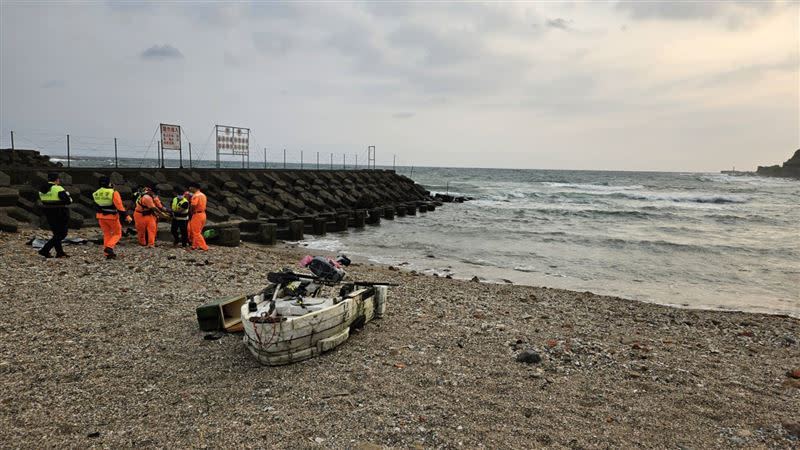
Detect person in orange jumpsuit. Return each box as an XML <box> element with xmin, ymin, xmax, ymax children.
<box><xmin>133</xmin><ymin>186</ymin><xmax>161</xmax><ymax>247</ymax></box>
<box><xmin>187</xmin><ymin>182</ymin><xmax>209</xmax><ymax>251</ymax></box>
<box><xmin>93</xmin><ymin>176</ymin><xmax>131</xmax><ymax>259</ymax></box>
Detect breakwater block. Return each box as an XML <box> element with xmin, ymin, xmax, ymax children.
<box><xmin>288</xmin><ymin>219</ymin><xmax>304</xmax><ymax>240</ymax></box>
<box><xmin>0</xmin><ymin>171</ymin><xmax>10</xmax><ymax>187</ymax></box>
<box><xmin>406</xmin><ymin>205</ymin><xmax>417</xmax><ymax>216</ymax></box>
<box><xmin>336</xmin><ymin>213</ymin><xmax>349</xmax><ymax>231</ymax></box>
<box><xmin>0</xmin><ymin>188</ymin><xmax>18</xmax><ymax>207</ymax></box>
<box><xmin>259</xmin><ymin>222</ymin><xmax>277</xmax><ymax>245</ymax></box>
<box><xmin>383</xmin><ymin>206</ymin><xmax>395</xmax><ymax>220</ymax></box>
<box><xmin>196</xmin><ymin>295</ymin><xmax>246</xmax><ymax>332</ymax></box>
<box><xmin>205</xmin><ymin>227</ymin><xmax>240</xmax><ymax>247</ymax></box>
<box><xmin>367</xmin><ymin>208</ymin><xmax>382</xmax><ymax>225</ymax></box>
<box><xmin>312</xmin><ymin>217</ymin><xmax>327</xmax><ymax>236</ymax></box>
<box><xmin>239</xmin><ymin>220</ymin><xmax>276</xmax><ymax>244</ymax></box>
<box><xmin>352</xmin><ymin>210</ymin><xmax>366</xmax><ymax>228</ymax></box>
<box><xmin>395</xmin><ymin>206</ymin><xmax>406</xmax><ymax>217</ymax></box>
<box><xmin>0</xmin><ymin>211</ymin><xmax>19</xmax><ymax>232</ymax></box>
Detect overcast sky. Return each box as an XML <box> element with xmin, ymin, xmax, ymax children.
<box><xmin>1</xmin><ymin>1</ymin><xmax>798</xmax><ymax>171</ymax></box>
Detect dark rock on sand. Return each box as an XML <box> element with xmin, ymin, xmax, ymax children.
<box><xmin>516</xmin><ymin>350</ymin><xmax>542</xmax><ymax>364</ymax></box>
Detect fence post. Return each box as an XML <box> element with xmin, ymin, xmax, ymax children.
<box><xmin>393</xmin><ymin>154</ymin><xmax>396</xmax><ymax>171</ymax></box>
<box><xmin>188</xmin><ymin>142</ymin><xmax>192</xmax><ymax>169</ymax></box>
<box><xmin>300</xmin><ymin>150</ymin><xmax>303</xmax><ymax>170</ymax></box>
<box><xmin>159</xmin><ymin>141</ymin><xmax>164</xmax><ymax>168</ymax></box>
<box><xmin>66</xmin><ymin>134</ymin><xmax>71</xmax><ymax>168</ymax></box>
<box><xmin>10</xmin><ymin>131</ymin><xmax>14</xmax><ymax>150</ymax></box>
<box><xmin>316</xmin><ymin>151</ymin><xmax>319</xmax><ymax>170</ymax></box>
<box><xmin>264</xmin><ymin>148</ymin><xmax>267</xmax><ymax>169</ymax></box>
<box><xmin>355</xmin><ymin>154</ymin><xmax>358</xmax><ymax>169</ymax></box>
<box><xmin>283</xmin><ymin>149</ymin><xmax>286</xmax><ymax>169</ymax></box>
<box><xmin>114</xmin><ymin>138</ymin><xmax>118</xmax><ymax>168</ymax></box>
<box><xmin>330</xmin><ymin>153</ymin><xmax>333</xmax><ymax>170</ymax></box>
<box><xmin>343</xmin><ymin>154</ymin><xmax>345</xmax><ymax>169</ymax></box>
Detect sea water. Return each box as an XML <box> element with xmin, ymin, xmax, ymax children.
<box><xmin>305</xmin><ymin>168</ymin><xmax>800</xmax><ymax>318</ymax></box>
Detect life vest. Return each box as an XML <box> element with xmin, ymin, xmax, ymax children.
<box><xmin>135</xmin><ymin>194</ymin><xmax>154</xmax><ymax>215</ymax></box>
<box><xmin>39</xmin><ymin>183</ymin><xmax>69</xmax><ymax>208</ymax></box>
<box><xmin>171</xmin><ymin>196</ymin><xmax>190</xmax><ymax>220</ymax></box>
<box><xmin>92</xmin><ymin>187</ymin><xmax>118</xmax><ymax>215</ymax></box>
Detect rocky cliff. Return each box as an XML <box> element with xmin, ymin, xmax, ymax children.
<box><xmin>756</xmin><ymin>149</ymin><xmax>800</xmax><ymax>179</ymax></box>
<box><xmin>0</xmin><ymin>149</ymin><xmax>441</xmax><ymax>245</ymax></box>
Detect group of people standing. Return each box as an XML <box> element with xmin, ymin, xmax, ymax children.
<box><xmin>37</xmin><ymin>172</ymin><xmax>209</xmax><ymax>259</ymax></box>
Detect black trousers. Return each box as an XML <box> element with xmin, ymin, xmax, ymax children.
<box><xmin>171</xmin><ymin>219</ymin><xmax>189</xmax><ymax>246</ymax></box>
<box><xmin>41</xmin><ymin>208</ymin><xmax>69</xmax><ymax>256</ymax></box>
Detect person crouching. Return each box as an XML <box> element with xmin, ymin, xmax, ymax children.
<box><xmin>93</xmin><ymin>176</ymin><xmax>131</xmax><ymax>259</ymax></box>
<box><xmin>171</xmin><ymin>189</ymin><xmax>191</xmax><ymax>247</ymax></box>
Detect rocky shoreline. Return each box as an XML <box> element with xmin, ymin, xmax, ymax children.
<box><xmin>0</xmin><ymin>228</ymin><xmax>798</xmax><ymax>448</ymax></box>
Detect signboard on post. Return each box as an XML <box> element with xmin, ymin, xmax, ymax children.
<box><xmin>216</xmin><ymin>125</ymin><xmax>250</xmax><ymax>155</ymax></box>
<box><xmin>215</xmin><ymin>124</ymin><xmax>250</xmax><ymax>168</ymax></box>
<box><xmin>160</xmin><ymin>124</ymin><xmax>181</xmax><ymax>150</ymax></box>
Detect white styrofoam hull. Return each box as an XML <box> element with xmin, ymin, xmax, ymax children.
<box><xmin>242</xmin><ymin>285</ymin><xmax>387</xmax><ymax>366</ymax></box>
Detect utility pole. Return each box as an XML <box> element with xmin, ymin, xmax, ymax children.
<box><xmin>393</xmin><ymin>154</ymin><xmax>396</xmax><ymax>171</ymax></box>
<box><xmin>188</xmin><ymin>142</ymin><xmax>193</xmax><ymax>169</ymax></box>
<box><xmin>343</xmin><ymin>154</ymin><xmax>346</xmax><ymax>169</ymax></box>
<box><xmin>355</xmin><ymin>154</ymin><xmax>358</xmax><ymax>169</ymax></box>
<box><xmin>66</xmin><ymin>134</ymin><xmax>71</xmax><ymax>168</ymax></box>
<box><xmin>264</xmin><ymin>148</ymin><xmax>267</xmax><ymax>169</ymax></box>
<box><xmin>114</xmin><ymin>138</ymin><xmax>118</xmax><ymax>168</ymax></box>
<box><xmin>158</xmin><ymin>141</ymin><xmax>164</xmax><ymax>168</ymax></box>
<box><xmin>300</xmin><ymin>150</ymin><xmax>303</xmax><ymax>170</ymax></box>
<box><xmin>10</xmin><ymin>131</ymin><xmax>14</xmax><ymax>150</ymax></box>
<box><xmin>330</xmin><ymin>153</ymin><xmax>333</xmax><ymax>170</ymax></box>
<box><xmin>316</xmin><ymin>151</ymin><xmax>320</xmax><ymax>170</ymax></box>
<box><xmin>283</xmin><ymin>149</ymin><xmax>286</xmax><ymax>169</ymax></box>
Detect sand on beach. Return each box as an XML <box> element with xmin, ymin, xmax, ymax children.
<box><xmin>0</xmin><ymin>229</ymin><xmax>798</xmax><ymax>449</ymax></box>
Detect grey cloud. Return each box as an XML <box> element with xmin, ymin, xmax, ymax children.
<box><xmin>41</xmin><ymin>79</ymin><xmax>65</xmax><ymax>89</ymax></box>
<box><xmin>392</xmin><ymin>112</ymin><xmax>415</xmax><ymax>119</ymax></box>
<box><xmin>616</xmin><ymin>0</ymin><xmax>783</xmax><ymax>21</ymax></box>
<box><xmin>386</xmin><ymin>24</ymin><xmax>483</xmax><ymax>67</ymax></box>
<box><xmin>140</xmin><ymin>44</ymin><xmax>183</xmax><ymax>60</ymax></box>
<box><xmin>546</xmin><ymin>18</ymin><xmax>572</xmax><ymax>30</ymax></box>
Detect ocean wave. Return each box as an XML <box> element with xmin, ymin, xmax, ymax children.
<box><xmin>612</xmin><ymin>192</ymin><xmax>750</xmax><ymax>204</ymax></box>
<box><xmin>540</xmin><ymin>182</ymin><xmax>645</xmax><ymax>191</ymax></box>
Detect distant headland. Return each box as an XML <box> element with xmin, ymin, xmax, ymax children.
<box><xmin>755</xmin><ymin>149</ymin><xmax>800</xmax><ymax>179</ymax></box>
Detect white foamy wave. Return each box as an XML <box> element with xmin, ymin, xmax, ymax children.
<box><xmin>514</xmin><ymin>266</ymin><xmax>536</xmax><ymax>273</ymax></box>
<box><xmin>302</xmin><ymin>238</ymin><xmax>345</xmax><ymax>252</ymax></box>
<box><xmin>541</xmin><ymin>182</ymin><xmax>644</xmax><ymax>191</ymax></box>
<box><xmin>618</xmin><ymin>192</ymin><xmax>750</xmax><ymax>204</ymax></box>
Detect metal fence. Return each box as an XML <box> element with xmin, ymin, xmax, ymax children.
<box><xmin>0</xmin><ymin>129</ymin><xmax>404</xmax><ymax>172</ymax></box>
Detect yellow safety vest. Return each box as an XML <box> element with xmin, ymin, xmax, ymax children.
<box><xmin>39</xmin><ymin>183</ymin><xmax>66</xmax><ymax>206</ymax></box>
<box><xmin>172</xmin><ymin>196</ymin><xmax>190</xmax><ymax>220</ymax></box>
<box><xmin>93</xmin><ymin>187</ymin><xmax>118</xmax><ymax>214</ymax></box>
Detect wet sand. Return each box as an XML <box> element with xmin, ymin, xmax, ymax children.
<box><xmin>0</xmin><ymin>229</ymin><xmax>798</xmax><ymax>448</ymax></box>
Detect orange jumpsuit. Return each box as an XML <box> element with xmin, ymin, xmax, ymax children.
<box><xmin>188</xmin><ymin>191</ymin><xmax>208</xmax><ymax>250</ymax></box>
<box><xmin>97</xmin><ymin>191</ymin><xmax>125</xmax><ymax>256</ymax></box>
<box><xmin>133</xmin><ymin>194</ymin><xmax>158</xmax><ymax>247</ymax></box>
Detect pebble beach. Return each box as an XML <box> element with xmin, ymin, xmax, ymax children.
<box><xmin>1</xmin><ymin>229</ymin><xmax>798</xmax><ymax>449</ymax></box>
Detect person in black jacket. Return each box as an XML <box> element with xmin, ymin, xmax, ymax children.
<box><xmin>38</xmin><ymin>172</ymin><xmax>73</xmax><ymax>258</ymax></box>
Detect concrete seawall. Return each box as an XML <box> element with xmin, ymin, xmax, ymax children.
<box><xmin>0</xmin><ymin>150</ymin><xmax>441</xmax><ymax>245</ymax></box>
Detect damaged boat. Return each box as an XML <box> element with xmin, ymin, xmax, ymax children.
<box><xmin>241</xmin><ymin>256</ymin><xmax>394</xmax><ymax>366</ymax></box>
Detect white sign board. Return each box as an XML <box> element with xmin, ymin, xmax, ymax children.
<box><xmin>160</xmin><ymin>124</ymin><xmax>181</xmax><ymax>150</ymax></box>
<box><xmin>216</xmin><ymin>125</ymin><xmax>250</xmax><ymax>156</ymax></box>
